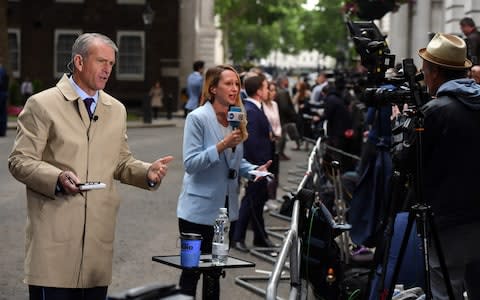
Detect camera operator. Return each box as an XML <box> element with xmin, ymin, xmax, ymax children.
<box><xmin>418</xmin><ymin>33</ymin><xmax>480</xmax><ymax>299</ymax></box>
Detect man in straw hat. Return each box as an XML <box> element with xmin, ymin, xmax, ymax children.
<box><xmin>418</xmin><ymin>33</ymin><xmax>480</xmax><ymax>299</ymax></box>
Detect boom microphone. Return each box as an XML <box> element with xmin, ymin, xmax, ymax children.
<box><xmin>227</xmin><ymin>106</ymin><xmax>244</xmax><ymax>152</ymax></box>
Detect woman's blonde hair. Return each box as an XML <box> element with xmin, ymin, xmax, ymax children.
<box><xmin>199</xmin><ymin>64</ymin><xmax>248</xmax><ymax>141</ymax></box>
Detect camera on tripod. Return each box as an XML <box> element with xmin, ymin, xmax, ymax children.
<box><xmin>346</xmin><ymin>21</ymin><xmax>460</xmax><ymax>300</ymax></box>
<box><xmin>346</xmin><ymin>20</ymin><xmax>431</xmax><ymax>108</ymax></box>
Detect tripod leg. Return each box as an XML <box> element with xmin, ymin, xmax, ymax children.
<box><xmin>428</xmin><ymin>218</ymin><xmax>456</xmax><ymax>300</ymax></box>
<box><xmin>384</xmin><ymin>211</ymin><xmax>416</xmax><ymax>300</ymax></box>
<box><xmin>376</xmin><ymin>171</ymin><xmax>405</xmax><ymax>297</ymax></box>
<box><xmin>376</xmin><ymin>215</ymin><xmax>395</xmax><ymax>297</ymax></box>
<box><xmin>415</xmin><ymin>206</ymin><xmax>432</xmax><ymax>300</ymax></box>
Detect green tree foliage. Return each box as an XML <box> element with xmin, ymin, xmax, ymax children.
<box><xmin>302</xmin><ymin>0</ymin><xmax>349</xmax><ymax>58</ymax></box>
<box><xmin>215</xmin><ymin>0</ymin><xmax>349</xmax><ymax>65</ymax></box>
<box><xmin>215</xmin><ymin>0</ymin><xmax>305</xmax><ymax>64</ymax></box>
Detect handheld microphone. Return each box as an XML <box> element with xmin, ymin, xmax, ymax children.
<box><xmin>227</xmin><ymin>106</ymin><xmax>243</xmax><ymax>129</ymax></box>
<box><xmin>227</xmin><ymin>106</ymin><xmax>244</xmax><ymax>152</ymax></box>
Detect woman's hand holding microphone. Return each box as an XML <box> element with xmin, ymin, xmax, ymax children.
<box><xmin>218</xmin><ymin>129</ymin><xmax>243</xmax><ymax>152</ymax></box>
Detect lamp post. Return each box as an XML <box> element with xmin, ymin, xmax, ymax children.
<box><xmin>142</xmin><ymin>2</ymin><xmax>155</xmax><ymax>124</ymax></box>
<box><xmin>142</xmin><ymin>2</ymin><xmax>155</xmax><ymax>29</ymax></box>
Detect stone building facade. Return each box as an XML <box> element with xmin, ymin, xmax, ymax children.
<box><xmin>387</xmin><ymin>0</ymin><xmax>480</xmax><ymax>68</ymax></box>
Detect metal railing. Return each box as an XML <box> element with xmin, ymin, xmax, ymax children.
<box><xmin>265</xmin><ymin>137</ymin><xmax>321</xmax><ymax>300</ymax></box>
<box><xmin>265</xmin><ymin>135</ymin><xmax>355</xmax><ymax>300</ymax></box>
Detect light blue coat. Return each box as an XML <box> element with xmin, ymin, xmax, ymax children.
<box><xmin>177</xmin><ymin>101</ymin><xmax>256</xmax><ymax>225</ymax></box>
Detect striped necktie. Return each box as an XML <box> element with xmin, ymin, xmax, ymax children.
<box><xmin>84</xmin><ymin>98</ymin><xmax>94</xmax><ymax>119</ymax></box>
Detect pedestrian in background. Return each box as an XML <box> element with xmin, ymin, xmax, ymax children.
<box><xmin>177</xmin><ymin>64</ymin><xmax>271</xmax><ymax>298</ymax></box>
<box><xmin>263</xmin><ymin>81</ymin><xmax>282</xmax><ymax>201</ymax></box>
<box><xmin>149</xmin><ymin>80</ymin><xmax>164</xmax><ymax>119</ymax></box>
<box><xmin>310</xmin><ymin>72</ymin><xmax>328</xmax><ymax>103</ymax></box>
<box><xmin>8</xmin><ymin>33</ymin><xmax>174</xmax><ymax>300</ymax></box>
<box><xmin>185</xmin><ymin>60</ymin><xmax>205</xmax><ymax>115</ymax></box>
<box><xmin>460</xmin><ymin>17</ymin><xmax>480</xmax><ymax>65</ymax></box>
<box><xmin>20</xmin><ymin>77</ymin><xmax>33</xmax><ymax>105</ymax></box>
<box><xmin>292</xmin><ymin>80</ymin><xmax>312</xmax><ymax>149</ymax></box>
<box><xmin>275</xmin><ymin>76</ymin><xmax>301</xmax><ymax>160</ymax></box>
<box><xmin>180</xmin><ymin>87</ymin><xmax>188</xmax><ymax>118</ymax></box>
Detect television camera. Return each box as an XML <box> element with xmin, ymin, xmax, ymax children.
<box><xmin>346</xmin><ymin>20</ymin><xmax>458</xmax><ymax>300</ymax></box>
<box><xmin>346</xmin><ymin>20</ymin><xmax>431</xmax><ymax>108</ymax></box>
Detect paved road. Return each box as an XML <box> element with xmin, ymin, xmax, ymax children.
<box><xmin>0</xmin><ymin>118</ymin><xmax>310</xmax><ymax>299</ymax></box>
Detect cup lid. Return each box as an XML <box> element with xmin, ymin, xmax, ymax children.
<box><xmin>180</xmin><ymin>232</ymin><xmax>203</xmax><ymax>240</ymax></box>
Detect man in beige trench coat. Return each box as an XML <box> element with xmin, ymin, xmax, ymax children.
<box><xmin>8</xmin><ymin>33</ymin><xmax>174</xmax><ymax>300</ymax></box>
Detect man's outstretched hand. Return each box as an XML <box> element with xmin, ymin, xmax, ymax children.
<box><xmin>147</xmin><ymin>155</ymin><xmax>174</xmax><ymax>185</ymax></box>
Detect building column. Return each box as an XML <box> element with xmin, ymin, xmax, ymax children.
<box><xmin>464</xmin><ymin>0</ymin><xmax>480</xmax><ymax>26</ymax></box>
<box><xmin>411</xmin><ymin>0</ymin><xmax>432</xmax><ymax>67</ymax></box>
<box><xmin>179</xmin><ymin>0</ymin><xmax>216</xmax><ymax>101</ymax></box>
<box><xmin>388</xmin><ymin>5</ymin><xmax>410</xmax><ymax>64</ymax></box>
<box><xmin>195</xmin><ymin>0</ymin><xmax>216</xmax><ymax>68</ymax></box>
<box><xmin>444</xmin><ymin>0</ymin><xmax>464</xmax><ymax>34</ymax></box>
<box><xmin>431</xmin><ymin>0</ymin><xmax>445</xmax><ymax>34</ymax></box>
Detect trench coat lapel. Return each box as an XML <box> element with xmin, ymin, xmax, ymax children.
<box><xmin>87</xmin><ymin>91</ymin><xmax>113</xmax><ymax>138</ymax></box>
<box><xmin>57</xmin><ymin>74</ymin><xmax>92</xmax><ymax>129</ymax></box>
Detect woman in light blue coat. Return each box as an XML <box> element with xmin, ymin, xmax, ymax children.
<box><xmin>177</xmin><ymin>65</ymin><xmax>271</xmax><ymax>297</ymax></box>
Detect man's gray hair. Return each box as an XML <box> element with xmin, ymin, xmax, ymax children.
<box><xmin>71</xmin><ymin>33</ymin><xmax>118</xmax><ymax>61</ymax></box>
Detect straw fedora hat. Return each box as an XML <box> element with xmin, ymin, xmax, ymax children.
<box><xmin>418</xmin><ymin>33</ymin><xmax>472</xmax><ymax>69</ymax></box>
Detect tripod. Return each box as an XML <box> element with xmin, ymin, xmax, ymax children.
<box><xmin>377</xmin><ymin>108</ymin><xmax>455</xmax><ymax>300</ymax></box>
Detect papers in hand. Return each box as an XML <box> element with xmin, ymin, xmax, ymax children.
<box><xmin>77</xmin><ymin>182</ymin><xmax>106</xmax><ymax>191</ymax></box>
<box><xmin>248</xmin><ymin>170</ymin><xmax>273</xmax><ymax>178</ymax></box>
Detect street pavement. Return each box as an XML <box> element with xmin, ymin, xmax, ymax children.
<box><xmin>0</xmin><ymin>116</ymin><xmax>311</xmax><ymax>300</ymax></box>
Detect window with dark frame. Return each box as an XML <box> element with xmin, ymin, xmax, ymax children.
<box><xmin>116</xmin><ymin>31</ymin><xmax>145</xmax><ymax>80</ymax></box>
<box><xmin>54</xmin><ymin>30</ymin><xmax>81</xmax><ymax>77</ymax></box>
<box><xmin>8</xmin><ymin>29</ymin><xmax>20</xmax><ymax>78</ymax></box>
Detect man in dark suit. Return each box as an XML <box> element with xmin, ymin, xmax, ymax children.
<box><xmin>233</xmin><ymin>73</ymin><xmax>275</xmax><ymax>252</ymax></box>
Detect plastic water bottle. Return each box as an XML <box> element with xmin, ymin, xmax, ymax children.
<box><xmin>212</xmin><ymin>207</ymin><xmax>230</xmax><ymax>264</ymax></box>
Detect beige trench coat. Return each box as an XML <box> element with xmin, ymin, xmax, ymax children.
<box><xmin>8</xmin><ymin>75</ymin><xmax>155</xmax><ymax>288</ymax></box>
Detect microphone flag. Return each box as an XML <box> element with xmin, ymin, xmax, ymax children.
<box><xmin>227</xmin><ymin>106</ymin><xmax>243</xmax><ymax>129</ymax></box>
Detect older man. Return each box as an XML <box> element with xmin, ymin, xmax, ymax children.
<box><xmin>418</xmin><ymin>33</ymin><xmax>480</xmax><ymax>299</ymax></box>
<box><xmin>8</xmin><ymin>33</ymin><xmax>173</xmax><ymax>300</ymax></box>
